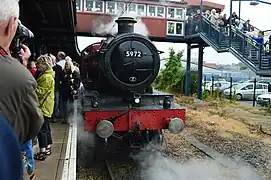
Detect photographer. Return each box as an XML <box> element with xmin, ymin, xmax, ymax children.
<box><xmin>0</xmin><ymin>0</ymin><xmax>44</xmax><ymax>179</ymax></box>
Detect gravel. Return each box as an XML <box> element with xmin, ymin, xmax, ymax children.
<box><xmin>190</xmin><ymin>127</ymin><xmax>271</xmax><ymax>180</ymax></box>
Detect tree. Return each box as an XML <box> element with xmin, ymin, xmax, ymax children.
<box><xmin>240</xmin><ymin>66</ymin><xmax>248</xmax><ymax>70</ymax></box>
<box><xmin>154</xmin><ymin>48</ymin><xmax>198</xmax><ymax>94</ymax></box>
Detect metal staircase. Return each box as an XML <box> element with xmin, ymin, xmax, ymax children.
<box><xmin>199</xmin><ymin>15</ymin><xmax>271</xmax><ymax>77</ymax></box>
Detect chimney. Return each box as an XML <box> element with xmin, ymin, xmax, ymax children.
<box><xmin>115</xmin><ymin>16</ymin><xmax>137</xmax><ymax>34</ymax></box>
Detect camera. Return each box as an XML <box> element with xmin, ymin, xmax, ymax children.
<box><xmin>10</xmin><ymin>20</ymin><xmax>34</xmax><ymax>64</ymax></box>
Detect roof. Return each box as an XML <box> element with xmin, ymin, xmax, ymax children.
<box><xmin>186</xmin><ymin>0</ymin><xmax>225</xmax><ymax>10</ymax></box>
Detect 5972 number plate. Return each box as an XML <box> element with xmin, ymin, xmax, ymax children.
<box><xmin>124</xmin><ymin>50</ymin><xmax>142</xmax><ymax>58</ymax></box>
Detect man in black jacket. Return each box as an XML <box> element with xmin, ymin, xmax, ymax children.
<box><xmin>52</xmin><ymin>56</ymin><xmax>64</xmax><ymax>123</ymax></box>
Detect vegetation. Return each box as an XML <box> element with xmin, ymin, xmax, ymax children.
<box><xmin>153</xmin><ymin>48</ymin><xmax>198</xmax><ymax>94</ymax></box>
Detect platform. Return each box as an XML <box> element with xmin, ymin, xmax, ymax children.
<box><xmin>33</xmin><ymin>123</ymin><xmax>69</xmax><ymax>180</ymax></box>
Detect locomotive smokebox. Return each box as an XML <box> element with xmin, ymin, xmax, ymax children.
<box><xmin>115</xmin><ymin>16</ymin><xmax>137</xmax><ymax>34</ymax></box>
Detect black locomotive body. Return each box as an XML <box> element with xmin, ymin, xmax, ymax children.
<box><xmin>80</xmin><ymin>16</ymin><xmax>185</xmax><ymax>158</ymax></box>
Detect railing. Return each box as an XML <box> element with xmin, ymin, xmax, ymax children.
<box><xmin>230</xmin><ymin>28</ymin><xmax>262</xmax><ymax>69</ymax></box>
<box><xmin>200</xmin><ymin>16</ymin><xmax>229</xmax><ymax>50</ymax></box>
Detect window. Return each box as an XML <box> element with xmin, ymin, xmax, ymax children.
<box><xmin>167</xmin><ymin>7</ymin><xmax>185</xmax><ymax>20</ymax></box>
<box><xmin>76</xmin><ymin>0</ymin><xmax>82</xmax><ymax>11</ymax></box>
<box><xmin>129</xmin><ymin>3</ymin><xmax>136</xmax><ymax>13</ymax></box>
<box><xmin>176</xmin><ymin>8</ymin><xmax>183</xmax><ymax>19</ymax></box>
<box><xmin>148</xmin><ymin>6</ymin><xmax>156</xmax><ymax>16</ymax></box>
<box><xmin>241</xmin><ymin>84</ymin><xmax>253</xmax><ymax>90</ymax></box>
<box><xmin>167</xmin><ymin>22</ymin><xmax>175</xmax><ymax>34</ymax></box>
<box><xmin>116</xmin><ymin>2</ymin><xmax>125</xmax><ymax>14</ymax></box>
<box><xmin>168</xmin><ymin>8</ymin><xmax>175</xmax><ymax>18</ymax></box>
<box><xmin>147</xmin><ymin>6</ymin><xmax>165</xmax><ymax>18</ymax></box>
<box><xmin>137</xmin><ymin>4</ymin><xmax>146</xmax><ymax>16</ymax></box>
<box><xmin>157</xmin><ymin>7</ymin><xmax>165</xmax><ymax>17</ymax></box>
<box><xmin>176</xmin><ymin>23</ymin><xmax>183</xmax><ymax>35</ymax></box>
<box><xmin>256</xmin><ymin>84</ymin><xmax>263</xmax><ymax>89</ymax></box>
<box><xmin>263</xmin><ymin>85</ymin><xmax>268</xmax><ymax>89</ymax></box>
<box><xmin>106</xmin><ymin>1</ymin><xmax>115</xmax><ymax>14</ymax></box>
<box><xmin>85</xmin><ymin>0</ymin><xmax>104</xmax><ymax>13</ymax></box>
<box><xmin>167</xmin><ymin>21</ymin><xmax>184</xmax><ymax>36</ymax></box>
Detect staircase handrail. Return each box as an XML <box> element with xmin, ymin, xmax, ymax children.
<box><xmin>238</xmin><ymin>17</ymin><xmax>261</xmax><ymax>32</ymax></box>
<box><xmin>231</xmin><ymin>27</ymin><xmax>262</xmax><ymax>49</ymax></box>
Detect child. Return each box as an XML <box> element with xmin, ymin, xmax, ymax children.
<box><xmin>28</xmin><ymin>61</ymin><xmax>37</xmax><ymax>77</ymax></box>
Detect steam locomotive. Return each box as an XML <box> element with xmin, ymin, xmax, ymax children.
<box><xmin>80</xmin><ymin>16</ymin><xmax>185</xmax><ymax>157</ymax></box>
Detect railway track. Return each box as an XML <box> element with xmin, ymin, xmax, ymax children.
<box><xmin>105</xmin><ymin>160</ymin><xmax>115</xmax><ymax>180</ymax></box>
<box><xmin>77</xmin><ymin>135</ymin><xmax>239</xmax><ymax>180</ymax></box>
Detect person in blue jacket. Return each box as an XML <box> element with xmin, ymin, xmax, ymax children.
<box><xmin>0</xmin><ymin>115</ymin><xmax>22</xmax><ymax>180</ymax></box>
<box><xmin>253</xmin><ymin>31</ymin><xmax>264</xmax><ymax>45</ymax></box>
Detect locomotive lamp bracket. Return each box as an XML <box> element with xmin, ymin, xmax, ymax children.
<box><xmin>163</xmin><ymin>96</ymin><xmax>172</xmax><ymax>109</ymax></box>
<box><xmin>133</xmin><ymin>93</ymin><xmax>141</xmax><ymax>106</ymax></box>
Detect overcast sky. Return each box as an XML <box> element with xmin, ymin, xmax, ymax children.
<box><xmin>77</xmin><ymin>0</ymin><xmax>271</xmax><ymax>65</ymax></box>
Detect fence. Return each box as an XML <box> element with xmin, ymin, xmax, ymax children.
<box><xmin>202</xmin><ymin>76</ymin><xmax>271</xmax><ymax>107</ymax></box>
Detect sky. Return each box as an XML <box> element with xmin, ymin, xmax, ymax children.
<box><xmin>77</xmin><ymin>0</ymin><xmax>271</xmax><ymax>65</ymax></box>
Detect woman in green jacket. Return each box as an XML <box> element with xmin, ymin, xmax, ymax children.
<box><xmin>34</xmin><ymin>55</ymin><xmax>55</xmax><ymax>161</ymax></box>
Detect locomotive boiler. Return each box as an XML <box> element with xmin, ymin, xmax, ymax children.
<box><xmin>80</xmin><ymin>16</ymin><xmax>185</xmax><ymax>158</ymax></box>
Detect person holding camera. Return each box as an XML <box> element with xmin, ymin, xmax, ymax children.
<box><xmin>0</xmin><ymin>0</ymin><xmax>44</xmax><ymax>179</ymax></box>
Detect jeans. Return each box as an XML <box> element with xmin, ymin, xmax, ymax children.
<box><xmin>37</xmin><ymin>116</ymin><xmax>53</xmax><ymax>148</ymax></box>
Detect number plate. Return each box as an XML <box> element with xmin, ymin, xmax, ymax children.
<box><xmin>124</xmin><ymin>50</ymin><xmax>142</xmax><ymax>58</ymax></box>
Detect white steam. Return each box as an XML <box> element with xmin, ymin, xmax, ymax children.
<box><xmin>91</xmin><ymin>12</ymin><xmax>149</xmax><ymax>36</ymax></box>
<box><xmin>69</xmin><ymin>99</ymin><xmax>96</xmax><ymax>167</ymax></box>
<box><xmin>133</xmin><ymin>148</ymin><xmax>264</xmax><ymax>180</ymax></box>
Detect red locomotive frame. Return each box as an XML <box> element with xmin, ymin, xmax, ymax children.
<box><xmin>85</xmin><ymin>109</ymin><xmax>186</xmax><ymax>132</ymax></box>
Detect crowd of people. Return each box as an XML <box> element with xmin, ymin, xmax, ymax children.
<box><xmin>25</xmin><ymin>51</ymin><xmax>82</xmax><ymax>176</ymax></box>
<box><xmin>188</xmin><ymin>9</ymin><xmax>271</xmax><ymax>51</ymax></box>
<box><xmin>0</xmin><ymin>1</ymin><xmax>82</xmax><ymax>179</ymax></box>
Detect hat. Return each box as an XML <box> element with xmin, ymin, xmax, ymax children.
<box><xmin>0</xmin><ymin>115</ymin><xmax>22</xmax><ymax>180</ymax></box>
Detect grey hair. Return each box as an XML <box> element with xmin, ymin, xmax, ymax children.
<box><xmin>0</xmin><ymin>0</ymin><xmax>19</xmax><ymax>22</ymax></box>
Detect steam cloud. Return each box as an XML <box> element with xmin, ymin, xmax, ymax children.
<box><xmin>91</xmin><ymin>12</ymin><xmax>149</xmax><ymax>36</ymax></box>
<box><xmin>69</xmin><ymin>99</ymin><xmax>96</xmax><ymax>167</ymax></box>
<box><xmin>133</xmin><ymin>145</ymin><xmax>264</xmax><ymax>180</ymax></box>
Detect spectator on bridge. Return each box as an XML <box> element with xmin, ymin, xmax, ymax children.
<box><xmin>208</xmin><ymin>9</ymin><xmax>218</xmax><ymax>24</ymax></box>
<box><xmin>34</xmin><ymin>55</ymin><xmax>55</xmax><ymax>161</ymax></box>
<box><xmin>61</xmin><ymin>60</ymin><xmax>81</xmax><ymax>124</ymax></box>
<box><xmin>243</xmin><ymin>19</ymin><xmax>251</xmax><ymax>32</ymax></box>
<box><xmin>235</xmin><ymin>19</ymin><xmax>244</xmax><ymax>32</ymax></box>
<box><xmin>222</xmin><ymin>14</ymin><xmax>229</xmax><ymax>27</ymax></box>
<box><xmin>246</xmin><ymin>26</ymin><xmax>258</xmax><ymax>38</ymax></box>
<box><xmin>253</xmin><ymin>31</ymin><xmax>264</xmax><ymax>46</ymax></box>
<box><xmin>228</xmin><ymin>11</ymin><xmax>238</xmax><ymax>26</ymax></box>
<box><xmin>204</xmin><ymin>10</ymin><xmax>210</xmax><ymax>18</ymax></box>
<box><xmin>216</xmin><ymin>15</ymin><xmax>224</xmax><ymax>28</ymax></box>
